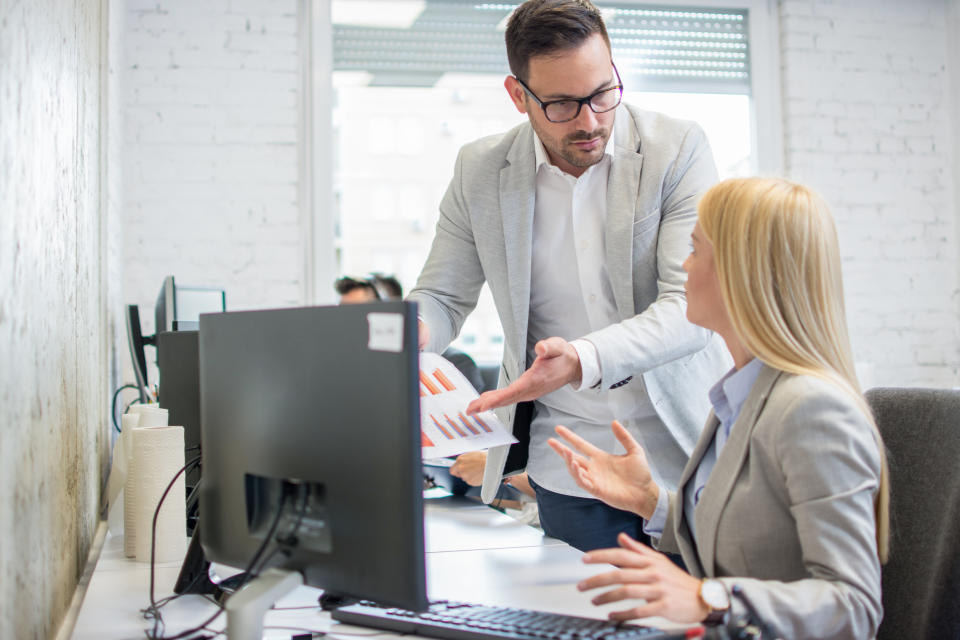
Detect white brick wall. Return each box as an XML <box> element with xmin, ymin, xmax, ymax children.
<box><xmin>118</xmin><ymin>0</ymin><xmax>959</xmax><ymax>389</ymax></box>
<box><xmin>122</xmin><ymin>0</ymin><xmax>304</xmax><ymax>366</ymax></box>
<box><xmin>779</xmin><ymin>0</ymin><xmax>960</xmax><ymax>387</ymax></box>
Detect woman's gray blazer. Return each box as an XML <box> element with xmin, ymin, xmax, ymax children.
<box><xmin>660</xmin><ymin>364</ymin><xmax>884</xmax><ymax>639</ymax></box>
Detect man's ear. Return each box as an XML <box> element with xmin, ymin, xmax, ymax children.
<box><xmin>504</xmin><ymin>76</ymin><xmax>528</xmax><ymax>114</ymax></box>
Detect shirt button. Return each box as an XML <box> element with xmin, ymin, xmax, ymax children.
<box><xmin>589</xmin><ymin>294</ymin><xmax>597</xmax><ymax>303</ymax></box>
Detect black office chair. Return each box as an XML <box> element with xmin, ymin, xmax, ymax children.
<box><xmin>865</xmin><ymin>387</ymin><xmax>960</xmax><ymax>640</ymax></box>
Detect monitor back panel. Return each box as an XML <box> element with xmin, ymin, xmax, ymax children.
<box><xmin>198</xmin><ymin>302</ymin><xmax>425</xmax><ymax>608</ymax></box>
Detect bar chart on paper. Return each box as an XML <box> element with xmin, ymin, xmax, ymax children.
<box><xmin>419</xmin><ymin>352</ymin><xmax>516</xmax><ymax>459</ymax></box>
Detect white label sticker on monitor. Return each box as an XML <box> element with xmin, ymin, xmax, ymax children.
<box><xmin>367</xmin><ymin>312</ymin><xmax>404</xmax><ymax>352</ymax></box>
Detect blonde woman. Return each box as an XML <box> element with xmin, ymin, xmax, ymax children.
<box><xmin>549</xmin><ymin>177</ymin><xmax>889</xmax><ymax>638</ymax></box>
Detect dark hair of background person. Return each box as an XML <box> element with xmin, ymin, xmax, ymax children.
<box><xmin>333</xmin><ymin>273</ymin><xmax>403</xmax><ymax>300</ymax></box>
<box><xmin>504</xmin><ymin>0</ymin><xmax>610</xmax><ymax>82</ymax></box>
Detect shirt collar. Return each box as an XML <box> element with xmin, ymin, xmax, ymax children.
<box><xmin>708</xmin><ymin>357</ymin><xmax>765</xmax><ymax>434</ymax></box>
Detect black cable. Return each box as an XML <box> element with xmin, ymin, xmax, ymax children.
<box><xmin>142</xmin><ymin>455</ymin><xmax>203</xmax><ymax>639</ymax></box>
<box><xmin>145</xmin><ymin>487</ymin><xmax>291</xmax><ymax>640</ymax></box>
<box><xmin>248</xmin><ymin>486</ymin><xmax>310</xmax><ymax>579</ymax></box>
<box><xmin>277</xmin><ymin>487</ymin><xmax>309</xmax><ymax>546</ymax></box>
<box><xmin>151</xmin><ymin>456</ymin><xmax>203</xmax><ymax>606</ymax></box>
<box><xmin>112</xmin><ymin>384</ymin><xmax>140</xmax><ymax>433</ymax></box>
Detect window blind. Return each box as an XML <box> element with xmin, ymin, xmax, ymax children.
<box><xmin>333</xmin><ymin>1</ymin><xmax>750</xmax><ymax>93</ymax></box>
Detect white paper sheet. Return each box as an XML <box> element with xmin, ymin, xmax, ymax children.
<box><xmin>419</xmin><ymin>352</ymin><xmax>516</xmax><ymax>458</ymax></box>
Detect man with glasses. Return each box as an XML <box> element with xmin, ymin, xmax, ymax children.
<box><xmin>408</xmin><ymin>0</ymin><xmax>730</xmax><ymax>552</ymax></box>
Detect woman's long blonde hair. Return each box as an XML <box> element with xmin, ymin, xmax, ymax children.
<box><xmin>697</xmin><ymin>177</ymin><xmax>889</xmax><ymax>563</ymax></box>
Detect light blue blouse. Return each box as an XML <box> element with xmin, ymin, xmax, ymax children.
<box><xmin>644</xmin><ymin>357</ymin><xmax>764</xmax><ymax>539</ymax></box>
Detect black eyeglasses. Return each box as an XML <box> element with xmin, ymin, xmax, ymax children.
<box><xmin>516</xmin><ymin>63</ymin><xmax>623</xmax><ymax>123</ymax></box>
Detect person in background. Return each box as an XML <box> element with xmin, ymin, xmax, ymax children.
<box><xmin>407</xmin><ymin>0</ymin><xmax>730</xmax><ymax>552</ymax></box>
<box><xmin>549</xmin><ymin>177</ymin><xmax>888</xmax><ymax>638</ymax></box>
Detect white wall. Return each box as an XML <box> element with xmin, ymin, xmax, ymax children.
<box><xmin>949</xmin><ymin>0</ymin><xmax>960</xmax><ymax>347</ymax></box>
<box><xmin>779</xmin><ymin>0</ymin><xmax>959</xmax><ymax>387</ymax></box>
<box><xmin>0</xmin><ymin>1</ymin><xmax>114</xmax><ymax>637</ymax></box>
<box><xmin>122</xmin><ymin>0</ymin><xmax>305</xmax><ymax>359</ymax></box>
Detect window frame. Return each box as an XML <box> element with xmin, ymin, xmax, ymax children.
<box><xmin>309</xmin><ymin>0</ymin><xmax>783</xmax><ymax>303</ymax></box>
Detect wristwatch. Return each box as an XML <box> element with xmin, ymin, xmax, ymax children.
<box><xmin>698</xmin><ymin>578</ymin><xmax>730</xmax><ymax>626</ymax></box>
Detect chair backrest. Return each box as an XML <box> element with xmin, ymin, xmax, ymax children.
<box><xmin>865</xmin><ymin>387</ymin><xmax>960</xmax><ymax>640</ymax></box>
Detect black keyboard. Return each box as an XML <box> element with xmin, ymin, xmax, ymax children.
<box><xmin>331</xmin><ymin>600</ymin><xmax>684</xmax><ymax>640</ymax></box>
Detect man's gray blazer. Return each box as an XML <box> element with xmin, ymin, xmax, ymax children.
<box><xmin>659</xmin><ymin>365</ymin><xmax>884</xmax><ymax>639</ymax></box>
<box><xmin>408</xmin><ymin>104</ymin><xmax>731</xmax><ymax>503</ymax></box>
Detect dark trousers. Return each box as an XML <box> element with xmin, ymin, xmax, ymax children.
<box><xmin>529</xmin><ymin>477</ymin><xmax>651</xmax><ymax>552</ymax></box>
<box><xmin>529</xmin><ymin>478</ymin><xmax>687</xmax><ymax>570</ymax></box>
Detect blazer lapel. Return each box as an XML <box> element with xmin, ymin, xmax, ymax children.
<box><xmin>500</xmin><ymin>127</ymin><xmax>537</xmax><ymax>353</ymax></box>
<box><xmin>671</xmin><ymin>411</ymin><xmax>721</xmax><ymax>577</ymax></box>
<box><xmin>605</xmin><ymin>111</ymin><xmax>643</xmax><ymax>318</ymax></box>
<box><xmin>693</xmin><ymin>364</ymin><xmax>783</xmax><ymax>576</ymax></box>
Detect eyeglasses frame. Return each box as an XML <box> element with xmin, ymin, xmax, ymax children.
<box><xmin>515</xmin><ymin>63</ymin><xmax>623</xmax><ymax>123</ymax></box>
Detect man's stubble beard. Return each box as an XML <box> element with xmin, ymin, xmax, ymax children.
<box><xmin>559</xmin><ymin>127</ymin><xmax>611</xmax><ymax>169</ymax></box>
<box><xmin>532</xmin><ymin>118</ymin><xmax>612</xmax><ymax>171</ymax></box>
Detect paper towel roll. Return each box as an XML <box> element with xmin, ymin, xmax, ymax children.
<box><xmin>107</xmin><ymin>413</ymin><xmax>141</xmax><ymax>537</ymax></box>
<box><xmin>131</xmin><ymin>404</ymin><xmax>169</xmax><ymax>428</ymax></box>
<box><xmin>123</xmin><ymin>405</ymin><xmax>169</xmax><ymax>557</ymax></box>
<box><xmin>129</xmin><ymin>425</ymin><xmax>187</xmax><ymax>563</ymax></box>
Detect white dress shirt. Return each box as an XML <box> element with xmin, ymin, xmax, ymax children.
<box><xmin>525</xmin><ymin>133</ymin><xmax>661</xmax><ymax>498</ymax></box>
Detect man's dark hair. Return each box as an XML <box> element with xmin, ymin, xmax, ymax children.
<box><xmin>370</xmin><ymin>273</ymin><xmax>403</xmax><ymax>299</ymax></box>
<box><xmin>505</xmin><ymin>0</ymin><xmax>610</xmax><ymax>82</ymax></box>
<box><xmin>334</xmin><ymin>273</ymin><xmax>403</xmax><ymax>300</ymax></box>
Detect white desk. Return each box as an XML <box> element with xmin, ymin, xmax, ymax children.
<box><xmin>71</xmin><ymin>496</ymin><xmax>679</xmax><ymax>639</ymax></box>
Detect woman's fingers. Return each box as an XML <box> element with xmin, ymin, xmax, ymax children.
<box><xmin>583</xmin><ymin>534</ymin><xmax>656</xmax><ymax>568</ymax></box>
<box><xmin>610</xmin><ymin>420</ymin><xmax>643</xmax><ymax>455</ymax></box>
<box><xmin>554</xmin><ymin>424</ymin><xmax>605</xmax><ymax>457</ymax></box>
<box><xmin>582</xmin><ymin>546</ymin><xmax>653</xmax><ymax>568</ymax></box>
<box><xmin>577</xmin><ymin>568</ymin><xmax>658</xmax><ymax>592</ymax></box>
<box><xmin>590</xmin><ymin>583</ymin><xmax>663</xmax><ymax>606</ymax></box>
<box><xmin>607</xmin><ymin>604</ymin><xmax>659</xmax><ymax>622</ymax></box>
<box><xmin>617</xmin><ymin>533</ymin><xmax>658</xmax><ymax>556</ymax></box>
<box><xmin>548</xmin><ymin>438</ymin><xmax>597</xmax><ymax>492</ymax></box>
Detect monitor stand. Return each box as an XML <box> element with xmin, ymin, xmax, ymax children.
<box><xmin>225</xmin><ymin>568</ymin><xmax>303</xmax><ymax>640</ymax></box>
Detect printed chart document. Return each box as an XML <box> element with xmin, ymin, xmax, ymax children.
<box><xmin>419</xmin><ymin>352</ymin><xmax>516</xmax><ymax>460</ymax></box>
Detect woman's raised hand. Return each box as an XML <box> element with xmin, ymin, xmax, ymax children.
<box><xmin>547</xmin><ymin>420</ymin><xmax>659</xmax><ymax>519</ymax></box>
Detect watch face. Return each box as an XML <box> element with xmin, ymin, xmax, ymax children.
<box><xmin>701</xmin><ymin>580</ymin><xmax>730</xmax><ymax>610</ymax></box>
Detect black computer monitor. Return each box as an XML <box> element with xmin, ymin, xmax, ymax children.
<box><xmin>156</xmin><ymin>329</ymin><xmax>202</xmax><ymax>533</ymax></box>
<box><xmin>125</xmin><ymin>304</ymin><xmax>153</xmax><ymax>403</ymax></box>
<box><xmin>156</xmin><ymin>275</ymin><xmax>227</xmax><ymax>334</ymax></box>
<box><xmin>198</xmin><ymin>302</ymin><xmax>427</xmax><ymax>633</ymax></box>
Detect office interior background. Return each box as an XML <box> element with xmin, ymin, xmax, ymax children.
<box><xmin>1</xmin><ymin>0</ymin><xmax>958</xmax><ymax>637</ymax></box>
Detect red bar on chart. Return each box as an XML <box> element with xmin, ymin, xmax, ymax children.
<box><xmin>472</xmin><ymin>413</ymin><xmax>493</xmax><ymax>433</ymax></box>
<box><xmin>431</xmin><ymin>414</ymin><xmax>454</xmax><ymax>440</ymax></box>
<box><xmin>433</xmin><ymin>369</ymin><xmax>457</xmax><ymax>392</ymax></box>
<box><xmin>421</xmin><ymin>430</ymin><xmax>435</xmax><ymax>447</ymax></box>
<box><xmin>420</xmin><ymin>371</ymin><xmax>442</xmax><ymax>395</ymax></box>
<box><xmin>444</xmin><ymin>413</ymin><xmax>467</xmax><ymax>437</ymax></box>
<box><xmin>457</xmin><ymin>412</ymin><xmax>480</xmax><ymax>435</ymax></box>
